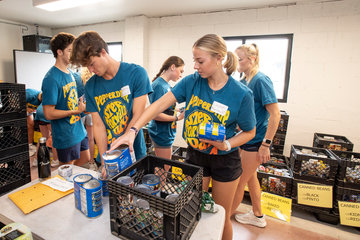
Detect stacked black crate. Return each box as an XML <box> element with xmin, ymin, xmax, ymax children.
<box><xmin>257</xmin><ymin>154</ymin><xmax>293</xmax><ymax>198</ymax></box>
<box><xmin>271</xmin><ymin>110</ymin><xmax>289</xmax><ymax>155</ymax></box>
<box><xmin>329</xmin><ymin>150</ymin><xmax>360</xmax><ymax>219</ymax></box>
<box><xmin>290</xmin><ymin>145</ymin><xmax>339</xmax><ymax>224</ymax></box>
<box><xmin>313</xmin><ymin>133</ymin><xmax>353</xmax><ymax>152</ymax></box>
<box><xmin>0</xmin><ymin>83</ymin><xmax>30</xmax><ymax>195</ymax></box>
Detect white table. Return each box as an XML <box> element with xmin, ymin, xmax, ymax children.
<box><xmin>0</xmin><ymin>166</ymin><xmax>225</xmax><ymax>240</ymax></box>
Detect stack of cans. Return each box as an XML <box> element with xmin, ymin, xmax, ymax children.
<box><xmin>73</xmin><ymin>174</ymin><xmax>103</xmax><ymax>218</ymax></box>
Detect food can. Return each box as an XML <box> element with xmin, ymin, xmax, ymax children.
<box><xmin>103</xmin><ymin>147</ymin><xmax>135</xmax><ymax>177</ymax></box>
<box><xmin>73</xmin><ymin>174</ymin><xmax>92</xmax><ymax>210</ymax></box>
<box><xmin>198</xmin><ymin>122</ymin><xmax>226</xmax><ymax>142</ymax></box>
<box><xmin>165</xmin><ymin>193</ymin><xmax>179</xmax><ymax>203</ymax></box>
<box><xmin>142</xmin><ymin>174</ymin><xmax>160</xmax><ymax>196</ymax></box>
<box><xmin>79</xmin><ymin>179</ymin><xmax>103</xmax><ymax>218</ymax></box>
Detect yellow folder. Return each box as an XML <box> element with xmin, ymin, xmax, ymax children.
<box><xmin>8</xmin><ymin>176</ymin><xmax>73</xmax><ymax>214</ymax></box>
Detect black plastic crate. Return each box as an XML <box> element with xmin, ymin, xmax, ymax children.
<box><xmin>257</xmin><ymin>164</ymin><xmax>293</xmax><ymax>197</ymax></box>
<box><xmin>290</xmin><ymin>145</ymin><xmax>338</xmax><ymax>185</ymax></box>
<box><xmin>333</xmin><ymin>186</ymin><xmax>360</xmax><ymax>214</ymax></box>
<box><xmin>330</xmin><ymin>150</ymin><xmax>360</xmax><ymax>190</ymax></box>
<box><xmin>269</xmin><ymin>153</ymin><xmax>289</xmax><ymax>166</ymax></box>
<box><xmin>273</xmin><ymin>133</ymin><xmax>286</xmax><ymax>146</ymax></box>
<box><xmin>172</xmin><ymin>147</ymin><xmax>187</xmax><ymax>162</ymax></box>
<box><xmin>0</xmin><ymin>118</ymin><xmax>28</xmax><ymax>159</ymax></box>
<box><xmin>0</xmin><ymin>152</ymin><xmax>31</xmax><ymax>194</ymax></box>
<box><xmin>291</xmin><ymin>179</ymin><xmax>334</xmax><ymax>212</ymax></box>
<box><xmin>108</xmin><ymin>156</ymin><xmax>203</xmax><ymax>240</ymax></box>
<box><xmin>313</xmin><ymin>133</ymin><xmax>353</xmax><ymax>152</ymax></box>
<box><xmin>0</xmin><ymin>83</ymin><xmax>26</xmax><ymax>122</ymax></box>
<box><xmin>277</xmin><ymin>110</ymin><xmax>289</xmax><ymax>133</ymax></box>
<box><xmin>271</xmin><ymin>144</ymin><xmax>284</xmax><ymax>155</ymax></box>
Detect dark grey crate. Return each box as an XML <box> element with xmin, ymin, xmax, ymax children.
<box><xmin>0</xmin><ymin>83</ymin><xmax>26</xmax><ymax>122</ymax></box>
<box><xmin>313</xmin><ymin>133</ymin><xmax>353</xmax><ymax>152</ymax></box>
<box><xmin>0</xmin><ymin>118</ymin><xmax>28</xmax><ymax>159</ymax></box>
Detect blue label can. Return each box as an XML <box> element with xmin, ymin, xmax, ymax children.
<box><xmin>142</xmin><ymin>174</ymin><xmax>160</xmax><ymax>196</ymax></box>
<box><xmin>198</xmin><ymin>122</ymin><xmax>226</xmax><ymax>142</ymax></box>
<box><xmin>73</xmin><ymin>174</ymin><xmax>92</xmax><ymax>211</ymax></box>
<box><xmin>81</xmin><ymin>179</ymin><xmax>103</xmax><ymax>218</ymax></box>
<box><xmin>103</xmin><ymin>147</ymin><xmax>135</xmax><ymax>177</ymax></box>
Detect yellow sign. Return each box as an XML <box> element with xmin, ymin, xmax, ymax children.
<box><xmin>338</xmin><ymin>201</ymin><xmax>360</xmax><ymax>227</ymax></box>
<box><xmin>33</xmin><ymin>131</ymin><xmax>42</xmax><ymax>143</ymax></box>
<box><xmin>244</xmin><ymin>184</ymin><xmax>249</xmax><ymax>192</ymax></box>
<box><xmin>297</xmin><ymin>183</ymin><xmax>332</xmax><ymax>208</ymax></box>
<box><xmin>261</xmin><ymin>192</ymin><xmax>292</xmax><ymax>222</ymax></box>
<box><xmin>172</xmin><ymin>166</ymin><xmax>186</xmax><ymax>181</ymax></box>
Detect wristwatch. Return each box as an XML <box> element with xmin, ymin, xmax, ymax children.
<box><xmin>130</xmin><ymin>127</ymin><xmax>139</xmax><ymax>135</ymax></box>
<box><xmin>262</xmin><ymin>138</ymin><xmax>272</xmax><ymax>146</ymax></box>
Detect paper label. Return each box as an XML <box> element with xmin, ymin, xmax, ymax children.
<box><xmin>41</xmin><ymin>176</ymin><xmax>74</xmax><ymax>192</ymax></box>
<box><xmin>261</xmin><ymin>192</ymin><xmax>292</xmax><ymax>222</ymax></box>
<box><xmin>210</xmin><ymin>101</ymin><xmax>228</xmax><ymax>116</ymax></box>
<box><xmin>297</xmin><ymin>183</ymin><xmax>332</xmax><ymax>208</ymax></box>
<box><xmin>121</xmin><ymin>85</ymin><xmax>131</xmax><ymax>96</ymax></box>
<box><xmin>338</xmin><ymin>201</ymin><xmax>360</xmax><ymax>227</ymax></box>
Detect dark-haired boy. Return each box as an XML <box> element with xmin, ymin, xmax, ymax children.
<box><xmin>41</xmin><ymin>32</ymin><xmax>90</xmax><ymax>166</ymax></box>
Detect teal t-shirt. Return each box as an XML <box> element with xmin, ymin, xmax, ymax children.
<box><xmin>172</xmin><ymin>72</ymin><xmax>256</xmax><ymax>155</ymax></box>
<box><xmin>147</xmin><ymin>77</ymin><xmax>177</xmax><ymax>147</ymax></box>
<box><xmin>85</xmin><ymin>62</ymin><xmax>152</xmax><ymax>160</ymax></box>
<box><xmin>34</xmin><ymin>103</ymin><xmax>49</xmax><ymax>123</ymax></box>
<box><xmin>26</xmin><ymin>88</ymin><xmax>41</xmax><ymax>109</ymax></box>
<box><xmin>41</xmin><ymin>66</ymin><xmax>86</xmax><ymax>149</ymax></box>
<box><xmin>241</xmin><ymin>72</ymin><xmax>278</xmax><ymax>144</ymax></box>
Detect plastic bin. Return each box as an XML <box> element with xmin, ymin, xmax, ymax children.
<box><xmin>290</xmin><ymin>145</ymin><xmax>338</xmax><ymax>185</ymax></box>
<box><xmin>257</xmin><ymin>164</ymin><xmax>293</xmax><ymax>197</ymax></box>
<box><xmin>333</xmin><ymin>186</ymin><xmax>360</xmax><ymax>214</ymax></box>
<box><xmin>0</xmin><ymin>83</ymin><xmax>26</xmax><ymax>122</ymax></box>
<box><xmin>0</xmin><ymin>152</ymin><xmax>31</xmax><ymax>194</ymax></box>
<box><xmin>313</xmin><ymin>133</ymin><xmax>353</xmax><ymax>152</ymax></box>
<box><xmin>172</xmin><ymin>147</ymin><xmax>187</xmax><ymax>162</ymax></box>
<box><xmin>330</xmin><ymin>150</ymin><xmax>360</xmax><ymax>190</ymax></box>
<box><xmin>277</xmin><ymin>110</ymin><xmax>289</xmax><ymax>133</ymax></box>
<box><xmin>108</xmin><ymin>156</ymin><xmax>203</xmax><ymax>240</ymax></box>
<box><xmin>0</xmin><ymin>118</ymin><xmax>28</xmax><ymax>159</ymax></box>
<box><xmin>269</xmin><ymin>154</ymin><xmax>289</xmax><ymax>166</ymax></box>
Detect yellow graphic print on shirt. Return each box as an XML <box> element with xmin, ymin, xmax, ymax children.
<box><xmin>63</xmin><ymin>82</ymin><xmax>80</xmax><ymax>124</ymax></box>
<box><xmin>185</xmin><ymin>94</ymin><xmax>230</xmax><ymax>155</ymax></box>
<box><xmin>104</xmin><ymin>101</ymin><xmax>128</xmax><ymax>144</ymax></box>
<box><xmin>94</xmin><ymin>90</ymin><xmax>130</xmax><ymax>145</ymax></box>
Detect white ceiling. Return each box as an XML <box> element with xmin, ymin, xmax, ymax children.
<box><xmin>0</xmin><ymin>0</ymin><xmax>315</xmax><ymax>28</ymax></box>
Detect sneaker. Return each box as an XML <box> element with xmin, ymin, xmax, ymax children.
<box><xmin>51</xmin><ymin>159</ymin><xmax>59</xmax><ymax>167</ymax></box>
<box><xmin>88</xmin><ymin>162</ymin><xmax>98</xmax><ymax>171</ymax></box>
<box><xmin>32</xmin><ymin>159</ymin><xmax>38</xmax><ymax>167</ymax></box>
<box><xmin>235</xmin><ymin>210</ymin><xmax>267</xmax><ymax>228</ymax></box>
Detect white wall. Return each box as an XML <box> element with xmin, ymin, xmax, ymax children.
<box><xmin>2</xmin><ymin>0</ymin><xmax>359</xmax><ymax>154</ymax></box>
<box><xmin>0</xmin><ymin>19</ymin><xmax>52</xmax><ymax>83</ymax></box>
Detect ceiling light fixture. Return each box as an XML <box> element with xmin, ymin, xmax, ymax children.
<box><xmin>33</xmin><ymin>0</ymin><xmax>104</xmax><ymax>12</ymax></box>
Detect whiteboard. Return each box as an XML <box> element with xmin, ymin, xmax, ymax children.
<box><xmin>13</xmin><ymin>50</ymin><xmax>55</xmax><ymax>91</ymax></box>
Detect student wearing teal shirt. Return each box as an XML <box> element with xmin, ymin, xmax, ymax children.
<box><xmin>25</xmin><ymin>88</ymin><xmax>42</xmax><ymax>155</ymax></box>
<box><xmin>70</xmin><ymin>31</ymin><xmax>152</xmax><ymax>178</ymax></box>
<box><xmin>42</xmin><ymin>32</ymin><xmax>90</xmax><ymax>166</ymax></box>
<box><xmin>232</xmin><ymin>44</ymin><xmax>281</xmax><ymax>228</ymax></box>
<box><xmin>148</xmin><ymin>56</ymin><xmax>185</xmax><ymax>160</ymax></box>
<box><xmin>109</xmin><ymin>34</ymin><xmax>256</xmax><ymax>240</ymax></box>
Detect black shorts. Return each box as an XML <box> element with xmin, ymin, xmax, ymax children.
<box><xmin>240</xmin><ymin>141</ymin><xmax>262</xmax><ymax>152</ymax></box>
<box><xmin>185</xmin><ymin>146</ymin><xmax>242</xmax><ymax>182</ymax></box>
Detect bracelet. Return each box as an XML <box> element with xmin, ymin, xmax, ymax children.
<box><xmin>261</xmin><ymin>143</ymin><xmax>270</xmax><ymax>148</ymax></box>
<box><xmin>224</xmin><ymin>140</ymin><xmax>231</xmax><ymax>151</ymax></box>
<box><xmin>130</xmin><ymin>127</ymin><xmax>139</xmax><ymax>136</ymax></box>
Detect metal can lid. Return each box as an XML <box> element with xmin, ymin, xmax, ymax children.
<box><xmin>103</xmin><ymin>150</ymin><xmax>122</xmax><ymax>160</ymax></box>
<box><xmin>134</xmin><ymin>184</ymin><xmax>152</xmax><ymax>194</ymax></box>
<box><xmin>73</xmin><ymin>174</ymin><xmax>92</xmax><ymax>183</ymax></box>
<box><xmin>39</xmin><ymin>137</ymin><xmax>47</xmax><ymax>143</ymax></box>
<box><xmin>165</xmin><ymin>193</ymin><xmax>179</xmax><ymax>203</ymax></box>
<box><xmin>116</xmin><ymin>176</ymin><xmax>134</xmax><ymax>186</ymax></box>
<box><xmin>83</xmin><ymin>179</ymin><xmax>101</xmax><ymax>189</ymax></box>
<box><xmin>142</xmin><ymin>174</ymin><xmax>160</xmax><ymax>186</ymax></box>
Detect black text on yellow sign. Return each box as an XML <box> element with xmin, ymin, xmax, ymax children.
<box><xmin>297</xmin><ymin>183</ymin><xmax>332</xmax><ymax>208</ymax></box>
<box><xmin>261</xmin><ymin>192</ymin><xmax>292</xmax><ymax>222</ymax></box>
<box><xmin>338</xmin><ymin>201</ymin><xmax>360</xmax><ymax>227</ymax></box>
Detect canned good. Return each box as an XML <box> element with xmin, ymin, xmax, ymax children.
<box><xmin>73</xmin><ymin>175</ymin><xmax>103</xmax><ymax>218</ymax></box>
<box><xmin>198</xmin><ymin>122</ymin><xmax>226</xmax><ymax>142</ymax></box>
<box><xmin>117</xmin><ymin>176</ymin><xmax>135</xmax><ymax>187</ymax></box>
<box><xmin>165</xmin><ymin>193</ymin><xmax>179</xmax><ymax>203</ymax></box>
<box><xmin>142</xmin><ymin>174</ymin><xmax>160</xmax><ymax>196</ymax></box>
<box><xmin>103</xmin><ymin>147</ymin><xmax>135</xmax><ymax>177</ymax></box>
